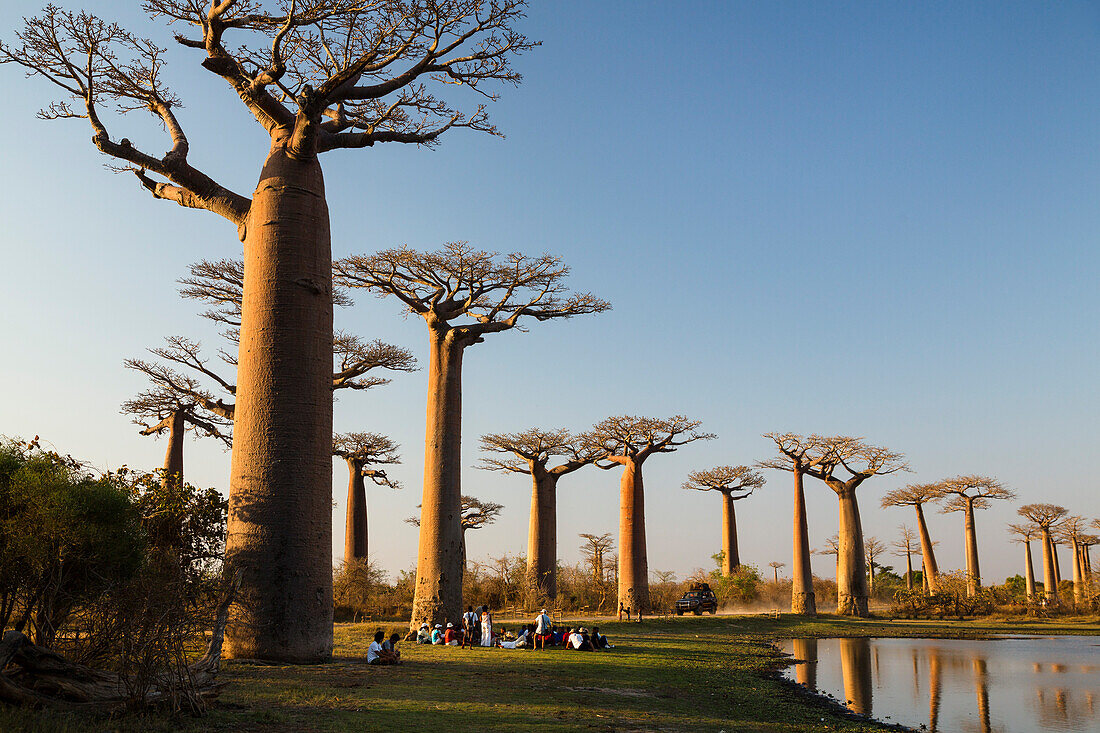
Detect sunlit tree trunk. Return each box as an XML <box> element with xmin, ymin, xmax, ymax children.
<box><xmin>1052</xmin><ymin>539</ymin><xmax>1062</xmax><ymax>585</ymax></box>
<box><xmin>962</xmin><ymin>497</ymin><xmax>981</xmax><ymax>596</ymax></box>
<box><xmin>721</xmin><ymin>490</ymin><xmax>739</xmax><ymax>575</ymax></box>
<box><xmin>527</xmin><ymin>466</ymin><xmax>559</xmax><ymax>598</ymax></box>
<box><xmin>1040</xmin><ymin>527</ymin><xmax>1058</xmax><ymax>603</ymax></box>
<box><xmin>344</xmin><ymin>458</ymin><xmax>367</xmax><ymax>562</ymax></box>
<box><xmin>226</xmin><ymin>147</ymin><xmax>333</xmax><ymax>662</ymax></box>
<box><xmin>914</xmin><ymin>503</ymin><xmax>939</xmax><ymax>593</ymax></box>
<box><xmin>1023</xmin><ymin>538</ymin><xmax>1036</xmax><ymax>602</ymax></box>
<box><xmin>1071</xmin><ymin>540</ymin><xmax>1084</xmax><ymax>607</ymax></box>
<box><xmin>904</xmin><ymin>548</ymin><xmax>914</xmax><ymax>590</ymax></box>
<box><xmin>836</xmin><ymin>489</ymin><xmax>869</xmax><ymax>616</ymax></box>
<box><xmin>791</xmin><ymin>469</ymin><xmax>816</xmax><ymax>615</ymax></box>
<box><xmin>617</xmin><ymin>460</ymin><xmax>650</xmax><ymax>613</ymax></box>
<box><xmin>411</xmin><ymin>327</ymin><xmax>465</xmax><ymax>628</ymax></box>
<box><xmin>162</xmin><ymin>409</ymin><xmax>185</xmax><ymax>490</ymax></box>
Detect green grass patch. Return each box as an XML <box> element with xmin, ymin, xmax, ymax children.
<box><xmin>4</xmin><ymin>614</ymin><xmax>1098</xmax><ymax>732</ymax></box>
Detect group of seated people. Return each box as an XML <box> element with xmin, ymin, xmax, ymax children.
<box><xmin>408</xmin><ymin>608</ymin><xmax>612</xmax><ymax>651</ymax></box>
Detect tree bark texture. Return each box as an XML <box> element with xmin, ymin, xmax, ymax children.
<box><xmin>1071</xmin><ymin>541</ymin><xmax>1084</xmax><ymax>607</ymax></box>
<box><xmin>617</xmin><ymin>460</ymin><xmax>650</xmax><ymax>613</ymax></box>
<box><xmin>790</xmin><ymin>469</ymin><xmax>816</xmax><ymax>615</ymax></box>
<box><xmin>225</xmin><ymin>146</ymin><xmax>334</xmax><ymax>663</ymax></box>
<box><xmin>962</xmin><ymin>498</ymin><xmax>981</xmax><ymax>597</ymax></box>
<box><xmin>1023</xmin><ymin>540</ymin><xmax>1036</xmax><ymax>602</ymax></box>
<box><xmin>162</xmin><ymin>409</ymin><xmax>185</xmax><ymax>490</ymax></box>
<box><xmin>836</xmin><ymin>489</ymin><xmax>869</xmax><ymax>616</ymax></box>
<box><xmin>411</xmin><ymin>330</ymin><xmax>465</xmax><ymax>629</ymax></box>
<box><xmin>914</xmin><ymin>503</ymin><xmax>939</xmax><ymax>594</ymax></box>
<box><xmin>344</xmin><ymin>458</ymin><xmax>368</xmax><ymax>562</ymax></box>
<box><xmin>1041</xmin><ymin>528</ymin><xmax>1058</xmax><ymax>602</ymax></box>
<box><xmin>721</xmin><ymin>490</ymin><xmax>739</xmax><ymax>575</ymax></box>
<box><xmin>527</xmin><ymin>466</ymin><xmax>559</xmax><ymax>598</ymax></box>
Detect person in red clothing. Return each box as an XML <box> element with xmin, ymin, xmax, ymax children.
<box><xmin>443</xmin><ymin>622</ymin><xmax>462</xmax><ymax>646</ymax></box>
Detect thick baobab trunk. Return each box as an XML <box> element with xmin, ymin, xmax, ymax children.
<box><xmin>225</xmin><ymin>146</ymin><xmax>333</xmax><ymax>663</ymax></box>
<box><xmin>840</xmin><ymin>637</ymin><xmax>872</xmax><ymax>716</ymax></box>
<box><xmin>905</xmin><ymin>549</ymin><xmax>914</xmax><ymax>590</ymax></box>
<box><xmin>343</xmin><ymin>459</ymin><xmax>367</xmax><ymax>563</ymax></box>
<box><xmin>1023</xmin><ymin>539</ymin><xmax>1036</xmax><ymax>602</ymax></box>
<box><xmin>411</xmin><ymin>329</ymin><xmax>465</xmax><ymax>629</ymax></box>
<box><xmin>721</xmin><ymin>490</ymin><xmax>739</xmax><ymax>575</ymax></box>
<box><xmin>617</xmin><ymin>460</ymin><xmax>650</xmax><ymax>613</ymax></box>
<box><xmin>836</xmin><ymin>489</ymin><xmax>869</xmax><ymax>616</ymax></box>
<box><xmin>162</xmin><ymin>409</ymin><xmax>185</xmax><ymax>490</ymax></box>
<box><xmin>1071</xmin><ymin>540</ymin><xmax>1084</xmax><ymax>607</ymax></box>
<box><xmin>1052</xmin><ymin>540</ymin><xmax>1062</xmax><ymax>585</ymax></box>
<box><xmin>790</xmin><ymin>469</ymin><xmax>816</xmax><ymax>615</ymax></box>
<box><xmin>526</xmin><ymin>466</ymin><xmax>558</xmax><ymax>598</ymax></box>
<box><xmin>962</xmin><ymin>498</ymin><xmax>981</xmax><ymax>597</ymax></box>
<box><xmin>1040</xmin><ymin>527</ymin><xmax>1058</xmax><ymax>603</ymax></box>
<box><xmin>914</xmin><ymin>503</ymin><xmax>939</xmax><ymax>593</ymax></box>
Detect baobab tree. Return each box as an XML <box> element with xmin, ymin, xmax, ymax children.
<box><xmin>333</xmin><ymin>432</ymin><xmax>400</xmax><ymax>564</ymax></box>
<box><xmin>121</xmin><ymin>360</ymin><xmax>232</xmax><ymax>490</ymax></box>
<box><xmin>2</xmin><ymin>1</ymin><xmax>534</xmax><ymax>662</ymax></box>
<box><xmin>768</xmin><ymin>561</ymin><xmax>785</xmax><ymax>583</ymax></box>
<box><xmin>336</xmin><ymin>243</ymin><xmax>608</xmax><ymax>628</ymax></box>
<box><xmin>864</xmin><ymin>536</ymin><xmax>886</xmax><ymax>596</ymax></box>
<box><xmin>1058</xmin><ymin>516</ymin><xmax>1091</xmax><ymax>607</ymax></box>
<box><xmin>936</xmin><ymin>476</ymin><xmax>1016</xmax><ymax>597</ymax></box>
<box><xmin>406</xmin><ymin>495</ymin><xmax>504</xmax><ymax>571</ymax></box>
<box><xmin>891</xmin><ymin>525</ymin><xmax>918</xmax><ymax>591</ymax></box>
<box><xmin>1007</xmin><ymin>523</ymin><xmax>1039</xmax><ymax>602</ymax></box>
<box><xmin>580</xmin><ymin>532</ymin><xmax>615</xmax><ymax>611</ymax></box>
<box><xmin>758</xmin><ymin>433</ymin><xmax>831</xmax><ymax>615</ymax></box>
<box><xmin>817</xmin><ymin>534</ymin><xmax>841</xmax><ymax>580</ymax></box>
<box><xmin>479</xmin><ymin>429</ymin><xmax>599</xmax><ymax>599</ymax></box>
<box><xmin>881</xmin><ymin>483</ymin><xmax>943</xmax><ymax>593</ymax></box>
<box><xmin>682</xmin><ymin>466</ymin><xmax>765</xmax><ymax>576</ymax></box>
<box><xmin>1017</xmin><ymin>503</ymin><xmax>1068</xmax><ymax>604</ymax></box>
<box><xmin>802</xmin><ymin>436</ymin><xmax>908</xmax><ymax>616</ymax></box>
<box><xmin>584</xmin><ymin>415</ymin><xmax>715</xmax><ymax>613</ymax></box>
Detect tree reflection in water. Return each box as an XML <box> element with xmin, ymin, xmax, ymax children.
<box><xmin>779</xmin><ymin>636</ymin><xmax>1100</xmax><ymax>732</ymax></box>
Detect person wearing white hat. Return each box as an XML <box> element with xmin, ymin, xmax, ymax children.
<box><xmin>445</xmin><ymin>622</ymin><xmax>461</xmax><ymax>645</ymax></box>
<box><xmin>534</xmin><ymin>608</ymin><xmax>553</xmax><ymax>649</ymax></box>
<box><xmin>431</xmin><ymin>624</ymin><xmax>444</xmax><ymax>645</ymax></box>
<box><xmin>416</xmin><ymin>622</ymin><xmax>431</xmax><ymax>644</ymax></box>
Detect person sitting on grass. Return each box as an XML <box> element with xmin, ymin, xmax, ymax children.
<box><xmin>590</xmin><ymin>626</ymin><xmax>612</xmax><ymax>649</ymax></box>
<box><xmin>431</xmin><ymin>624</ymin><xmax>444</xmax><ymax>645</ymax></box>
<box><xmin>567</xmin><ymin>628</ymin><xmax>593</xmax><ymax>651</ymax></box>
<box><xmin>416</xmin><ymin>623</ymin><xmax>431</xmax><ymax>644</ymax></box>
<box><xmin>444</xmin><ymin>622</ymin><xmax>462</xmax><ymax>646</ymax></box>
<box><xmin>367</xmin><ymin>630</ymin><xmax>396</xmax><ymax>665</ymax></box>
<box><xmin>382</xmin><ymin>633</ymin><xmax>402</xmax><ymax>663</ymax></box>
<box><xmin>500</xmin><ymin>625</ymin><xmax>531</xmax><ymax>649</ymax></box>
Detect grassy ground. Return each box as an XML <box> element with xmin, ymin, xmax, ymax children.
<box><xmin>3</xmin><ymin>613</ymin><xmax>1098</xmax><ymax>733</ymax></box>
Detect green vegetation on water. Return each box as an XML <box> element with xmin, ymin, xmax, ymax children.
<box><xmin>5</xmin><ymin>613</ymin><xmax>1098</xmax><ymax>733</ymax></box>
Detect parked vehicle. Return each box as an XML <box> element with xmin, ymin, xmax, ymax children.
<box><xmin>675</xmin><ymin>582</ymin><xmax>718</xmax><ymax>615</ymax></box>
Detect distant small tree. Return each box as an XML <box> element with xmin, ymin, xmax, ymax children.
<box><xmin>1006</xmin><ymin>523</ymin><xmax>1039</xmax><ymax>602</ymax></box>
<box><xmin>333</xmin><ymin>433</ymin><xmax>400</xmax><ymax>564</ymax></box>
<box><xmin>1017</xmin><ymin>503</ymin><xmax>1068</xmax><ymax>604</ymax></box>
<box><xmin>584</xmin><ymin>415</ymin><xmax>715</xmax><ymax>613</ymax></box>
<box><xmin>682</xmin><ymin>465</ymin><xmax>765</xmax><ymax>575</ymax></box>
<box><xmin>891</xmin><ymin>525</ymin><xmax>918</xmax><ymax>591</ymax></box>
<box><xmin>936</xmin><ymin>476</ymin><xmax>1016</xmax><ymax>597</ymax></box>
<box><xmin>768</xmin><ymin>561</ymin><xmax>785</xmax><ymax>583</ymax></box>
<box><xmin>406</xmin><ymin>495</ymin><xmax>503</xmax><ymax>570</ymax></box>
<box><xmin>863</xmin><ymin>536</ymin><xmax>885</xmax><ymax>595</ymax></box>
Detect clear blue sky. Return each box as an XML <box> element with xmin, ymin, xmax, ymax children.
<box><xmin>1</xmin><ymin>1</ymin><xmax>1097</xmax><ymax>587</ymax></box>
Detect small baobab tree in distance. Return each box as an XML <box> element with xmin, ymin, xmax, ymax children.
<box><xmin>584</xmin><ymin>415</ymin><xmax>715</xmax><ymax>613</ymax></box>
<box><xmin>881</xmin><ymin>483</ymin><xmax>944</xmax><ymax>594</ymax></box>
<box><xmin>682</xmin><ymin>466</ymin><xmax>765</xmax><ymax>576</ymax></box>
<box><xmin>336</xmin><ymin>243</ymin><xmax>609</xmax><ymax>628</ymax></box>
<box><xmin>1</xmin><ymin>2</ymin><xmax>534</xmax><ymax>662</ymax></box>
<box><xmin>936</xmin><ymin>475</ymin><xmax>1016</xmax><ymax>597</ymax></box>
<box><xmin>333</xmin><ymin>432</ymin><xmax>401</xmax><ymax>564</ymax></box>
<box><xmin>1057</xmin><ymin>516</ymin><xmax>1091</xmax><ymax>607</ymax></box>
<box><xmin>864</xmin><ymin>536</ymin><xmax>886</xmax><ymax>596</ymax></box>
<box><xmin>768</xmin><ymin>561</ymin><xmax>785</xmax><ymax>583</ymax></box>
<box><xmin>579</xmin><ymin>532</ymin><xmax>615</xmax><ymax>612</ymax></box>
<box><xmin>479</xmin><ymin>429</ymin><xmax>600</xmax><ymax>599</ymax></box>
<box><xmin>891</xmin><ymin>525</ymin><xmax>918</xmax><ymax>591</ymax></box>
<box><xmin>121</xmin><ymin>360</ymin><xmax>232</xmax><ymax>490</ymax></box>
<box><xmin>1017</xmin><ymin>503</ymin><xmax>1067</xmax><ymax>604</ymax></box>
<box><xmin>801</xmin><ymin>436</ymin><xmax>909</xmax><ymax>617</ymax></box>
<box><xmin>758</xmin><ymin>433</ymin><xmax>831</xmax><ymax>615</ymax></box>
<box><xmin>1006</xmin><ymin>522</ymin><xmax>1039</xmax><ymax>602</ymax></box>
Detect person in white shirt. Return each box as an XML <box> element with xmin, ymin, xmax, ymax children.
<box><xmin>534</xmin><ymin>609</ymin><xmax>552</xmax><ymax>649</ymax></box>
<box><xmin>480</xmin><ymin>606</ymin><xmax>494</xmax><ymax>646</ymax></box>
<box><xmin>367</xmin><ymin>630</ymin><xmax>390</xmax><ymax>665</ymax></box>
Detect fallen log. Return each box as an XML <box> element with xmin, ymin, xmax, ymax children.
<box><xmin>0</xmin><ymin>572</ymin><xmax>239</xmax><ymax>714</ymax></box>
